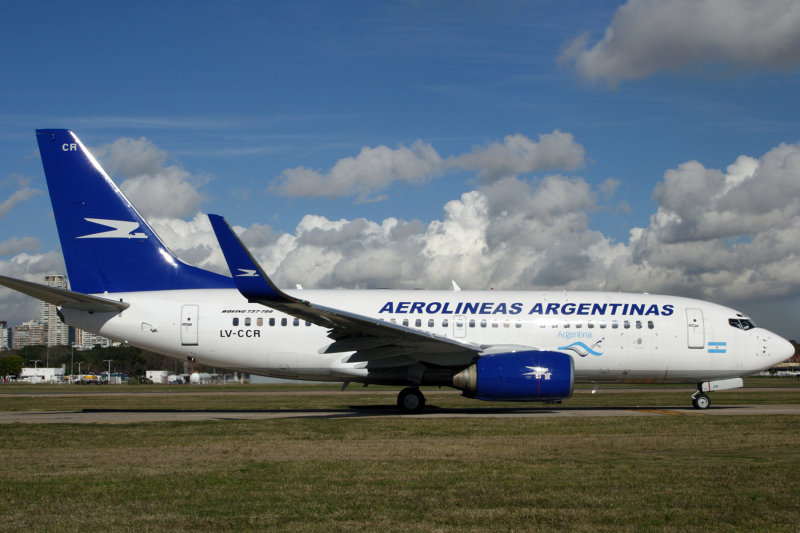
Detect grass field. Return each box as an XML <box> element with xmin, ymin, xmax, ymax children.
<box><xmin>1</xmin><ymin>382</ymin><xmax>799</xmax><ymax>532</ymax></box>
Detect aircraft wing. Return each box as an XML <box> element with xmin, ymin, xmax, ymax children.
<box><xmin>208</xmin><ymin>215</ymin><xmax>480</xmax><ymax>367</ymax></box>
<box><xmin>0</xmin><ymin>274</ymin><xmax>129</xmax><ymax>313</ymax></box>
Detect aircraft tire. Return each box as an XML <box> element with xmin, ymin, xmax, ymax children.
<box><xmin>397</xmin><ymin>387</ymin><xmax>426</xmax><ymax>414</ymax></box>
<box><xmin>693</xmin><ymin>394</ymin><xmax>710</xmax><ymax>410</ymax></box>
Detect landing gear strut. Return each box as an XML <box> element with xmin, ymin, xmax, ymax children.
<box><xmin>691</xmin><ymin>390</ymin><xmax>711</xmax><ymax>410</ymax></box>
<box><xmin>397</xmin><ymin>387</ymin><xmax>426</xmax><ymax>414</ymax></box>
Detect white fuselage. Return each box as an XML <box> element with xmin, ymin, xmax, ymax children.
<box><xmin>61</xmin><ymin>289</ymin><xmax>793</xmax><ymax>386</ymax></box>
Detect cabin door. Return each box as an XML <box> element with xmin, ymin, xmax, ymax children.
<box><xmin>181</xmin><ymin>304</ymin><xmax>199</xmax><ymax>346</ymax></box>
<box><xmin>686</xmin><ymin>308</ymin><xmax>705</xmax><ymax>349</ymax></box>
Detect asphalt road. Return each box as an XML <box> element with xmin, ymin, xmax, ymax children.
<box><xmin>1</xmin><ymin>404</ymin><xmax>799</xmax><ymax>423</ymax></box>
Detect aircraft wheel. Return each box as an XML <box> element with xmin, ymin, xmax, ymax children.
<box><xmin>693</xmin><ymin>393</ymin><xmax>710</xmax><ymax>410</ymax></box>
<box><xmin>397</xmin><ymin>387</ymin><xmax>426</xmax><ymax>414</ymax></box>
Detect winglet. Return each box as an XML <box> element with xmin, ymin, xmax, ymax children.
<box><xmin>208</xmin><ymin>214</ymin><xmax>300</xmax><ymax>304</ymax></box>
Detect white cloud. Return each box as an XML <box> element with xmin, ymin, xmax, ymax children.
<box><xmin>93</xmin><ymin>137</ymin><xmax>206</xmax><ymax>218</ymax></box>
<box><xmin>273</xmin><ymin>132</ymin><xmax>586</xmax><ymax>199</ymax></box>
<box><xmin>560</xmin><ymin>0</ymin><xmax>800</xmax><ymax>86</ymax></box>
<box><xmin>273</xmin><ymin>141</ymin><xmax>444</xmax><ymax>202</ymax></box>
<box><xmin>0</xmin><ymin>237</ymin><xmax>40</xmax><ymax>256</ymax></box>
<box><xmin>0</xmin><ymin>183</ymin><xmax>42</xmax><ymax>219</ymax></box>
<box><xmin>451</xmin><ymin>131</ymin><xmax>586</xmax><ymax>182</ymax></box>
<box><xmin>4</xmin><ymin>133</ymin><xmax>800</xmax><ymax>338</ymax></box>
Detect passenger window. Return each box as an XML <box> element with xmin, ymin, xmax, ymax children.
<box><xmin>600</xmin><ymin>323</ymin><xmax>607</xmax><ymax>329</ymax></box>
<box><xmin>293</xmin><ymin>318</ymin><xmax>299</xmax><ymax>326</ymax></box>
<box><xmin>588</xmin><ymin>322</ymin><xmax>594</xmax><ymax>329</ymax></box>
<box><xmin>504</xmin><ymin>321</ymin><xmax>510</xmax><ymax>328</ymax></box>
<box><xmin>402</xmin><ymin>319</ymin><xmax>409</xmax><ymax>327</ymax></box>
<box><xmin>415</xmin><ymin>319</ymin><xmax>422</xmax><ymax>327</ymax></box>
<box><xmin>635</xmin><ymin>320</ymin><xmax>642</xmax><ymax>329</ymax></box>
<box><xmin>491</xmin><ymin>321</ymin><xmax>498</xmax><ymax>328</ymax></box>
<box><xmin>305</xmin><ymin>321</ymin><xmax>311</xmax><ymax>326</ymax></box>
<box><xmin>612</xmin><ymin>322</ymin><xmax>619</xmax><ymax>329</ymax></box>
<box><xmin>576</xmin><ymin>323</ymin><xmax>582</xmax><ymax>329</ymax></box>
<box><xmin>390</xmin><ymin>318</ymin><xmax>397</xmax><ymax>324</ymax></box>
<box><xmin>624</xmin><ymin>320</ymin><xmax>630</xmax><ymax>329</ymax></box>
<box><xmin>442</xmin><ymin>319</ymin><xmax>449</xmax><ymax>328</ymax></box>
<box><xmin>647</xmin><ymin>321</ymin><xmax>654</xmax><ymax>329</ymax></box>
<box><xmin>245</xmin><ymin>317</ymin><xmax>251</xmax><ymax>326</ymax></box>
<box><xmin>269</xmin><ymin>318</ymin><xmax>275</xmax><ymax>327</ymax></box>
<box><xmin>280</xmin><ymin>318</ymin><xmax>287</xmax><ymax>326</ymax></box>
<box><xmin>233</xmin><ymin>318</ymin><xmax>239</xmax><ymax>326</ymax></box>
<box><xmin>469</xmin><ymin>319</ymin><xmax>475</xmax><ymax>328</ymax></box>
<box><xmin>516</xmin><ymin>322</ymin><xmax>522</xmax><ymax>328</ymax></box>
<box><xmin>480</xmin><ymin>319</ymin><xmax>487</xmax><ymax>328</ymax></box>
<box><xmin>257</xmin><ymin>317</ymin><xmax>263</xmax><ymax>327</ymax></box>
<box><xmin>428</xmin><ymin>319</ymin><xmax>434</xmax><ymax>328</ymax></box>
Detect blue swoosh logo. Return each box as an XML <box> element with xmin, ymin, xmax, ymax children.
<box><xmin>558</xmin><ymin>341</ymin><xmax>603</xmax><ymax>356</ymax></box>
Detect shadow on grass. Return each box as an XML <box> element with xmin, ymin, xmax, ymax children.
<box><xmin>74</xmin><ymin>403</ymin><xmax>749</xmax><ymax>420</ymax></box>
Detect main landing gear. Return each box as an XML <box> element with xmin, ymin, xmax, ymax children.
<box><xmin>691</xmin><ymin>390</ymin><xmax>711</xmax><ymax>410</ymax></box>
<box><xmin>397</xmin><ymin>387</ymin><xmax>426</xmax><ymax>414</ymax></box>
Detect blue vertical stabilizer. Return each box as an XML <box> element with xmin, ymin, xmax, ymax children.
<box><xmin>35</xmin><ymin>129</ymin><xmax>234</xmax><ymax>294</ymax></box>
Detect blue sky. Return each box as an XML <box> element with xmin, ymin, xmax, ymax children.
<box><xmin>2</xmin><ymin>0</ymin><xmax>800</xmax><ymax>338</ymax></box>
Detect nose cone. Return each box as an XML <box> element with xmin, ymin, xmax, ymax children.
<box><xmin>772</xmin><ymin>334</ymin><xmax>796</xmax><ymax>364</ymax></box>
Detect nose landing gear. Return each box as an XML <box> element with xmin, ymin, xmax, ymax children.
<box><xmin>691</xmin><ymin>390</ymin><xmax>711</xmax><ymax>409</ymax></box>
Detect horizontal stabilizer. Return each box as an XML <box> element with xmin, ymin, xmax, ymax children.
<box><xmin>0</xmin><ymin>275</ymin><xmax>129</xmax><ymax>313</ymax></box>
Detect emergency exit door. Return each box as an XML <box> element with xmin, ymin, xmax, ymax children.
<box><xmin>181</xmin><ymin>305</ymin><xmax>199</xmax><ymax>346</ymax></box>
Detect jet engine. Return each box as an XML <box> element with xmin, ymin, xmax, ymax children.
<box><xmin>452</xmin><ymin>350</ymin><xmax>574</xmax><ymax>401</ymax></box>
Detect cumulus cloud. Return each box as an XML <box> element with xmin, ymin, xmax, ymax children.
<box><xmin>0</xmin><ymin>237</ymin><xmax>40</xmax><ymax>256</ymax></box>
<box><xmin>451</xmin><ymin>131</ymin><xmax>586</xmax><ymax>182</ymax></box>
<box><xmin>560</xmin><ymin>0</ymin><xmax>800</xmax><ymax>86</ymax></box>
<box><xmin>272</xmin><ymin>131</ymin><xmax>587</xmax><ymax>199</ymax></box>
<box><xmin>4</xmin><ymin>132</ymin><xmax>800</xmax><ymax>337</ymax></box>
<box><xmin>93</xmin><ymin>137</ymin><xmax>206</xmax><ymax>218</ymax></box>
<box><xmin>274</xmin><ymin>141</ymin><xmax>445</xmax><ymax>202</ymax></box>
<box><xmin>0</xmin><ymin>182</ymin><xmax>42</xmax><ymax>219</ymax></box>
<box><xmin>629</xmin><ymin>140</ymin><xmax>800</xmax><ymax>301</ymax></box>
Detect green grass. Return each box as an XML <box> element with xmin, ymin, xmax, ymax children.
<box><xmin>0</xmin><ymin>383</ymin><xmax>799</xmax><ymax>531</ymax></box>
<box><xmin>1</xmin><ymin>416</ymin><xmax>799</xmax><ymax>532</ymax></box>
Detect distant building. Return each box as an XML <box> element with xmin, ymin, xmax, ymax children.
<box><xmin>0</xmin><ymin>321</ymin><xmax>9</xmax><ymax>351</ymax></box>
<box><xmin>40</xmin><ymin>275</ymin><xmax>70</xmax><ymax>346</ymax></box>
<box><xmin>13</xmin><ymin>320</ymin><xmax>45</xmax><ymax>349</ymax></box>
<box><xmin>146</xmin><ymin>370</ymin><xmax>175</xmax><ymax>384</ymax></box>
<box><xmin>74</xmin><ymin>329</ymin><xmax>115</xmax><ymax>350</ymax></box>
<box><xmin>19</xmin><ymin>366</ymin><xmax>65</xmax><ymax>384</ymax></box>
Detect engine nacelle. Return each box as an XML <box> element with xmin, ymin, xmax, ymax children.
<box><xmin>452</xmin><ymin>350</ymin><xmax>574</xmax><ymax>401</ymax></box>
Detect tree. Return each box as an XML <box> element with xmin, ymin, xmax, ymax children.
<box><xmin>0</xmin><ymin>355</ymin><xmax>25</xmax><ymax>377</ymax></box>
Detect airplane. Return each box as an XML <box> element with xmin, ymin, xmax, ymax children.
<box><xmin>0</xmin><ymin>129</ymin><xmax>794</xmax><ymax>413</ymax></box>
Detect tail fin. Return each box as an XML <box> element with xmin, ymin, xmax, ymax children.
<box><xmin>35</xmin><ymin>129</ymin><xmax>233</xmax><ymax>294</ymax></box>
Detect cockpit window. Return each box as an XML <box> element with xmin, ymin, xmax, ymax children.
<box><xmin>729</xmin><ymin>318</ymin><xmax>757</xmax><ymax>330</ymax></box>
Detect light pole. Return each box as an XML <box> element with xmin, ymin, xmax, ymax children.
<box><xmin>70</xmin><ymin>343</ymin><xmax>75</xmax><ymax>384</ymax></box>
<box><xmin>103</xmin><ymin>359</ymin><xmax>113</xmax><ymax>385</ymax></box>
<box><xmin>77</xmin><ymin>361</ymin><xmax>83</xmax><ymax>383</ymax></box>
